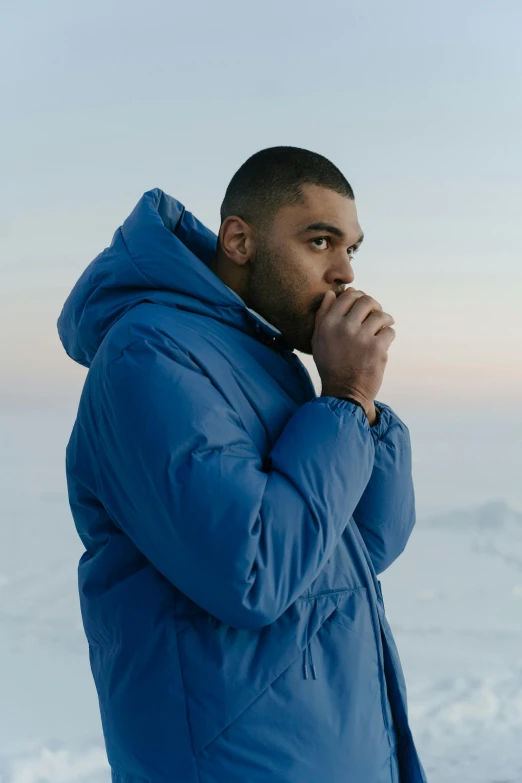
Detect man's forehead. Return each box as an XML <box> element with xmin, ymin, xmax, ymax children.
<box><xmin>282</xmin><ymin>196</ymin><xmax>362</xmax><ymax>244</ymax></box>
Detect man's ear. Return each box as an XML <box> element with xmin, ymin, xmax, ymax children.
<box><xmin>219</xmin><ymin>216</ymin><xmax>255</xmax><ymax>268</ymax></box>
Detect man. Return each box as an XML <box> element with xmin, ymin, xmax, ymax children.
<box><xmin>58</xmin><ymin>146</ymin><xmax>427</xmax><ymax>782</ymax></box>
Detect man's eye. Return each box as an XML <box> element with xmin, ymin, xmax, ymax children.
<box><xmin>310</xmin><ymin>237</ymin><xmax>330</xmax><ymax>249</ymax></box>
<box><xmin>311</xmin><ymin>237</ymin><xmax>360</xmax><ymax>256</ymax></box>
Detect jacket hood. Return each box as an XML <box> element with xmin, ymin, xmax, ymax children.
<box><xmin>57</xmin><ymin>188</ymin><xmax>289</xmax><ymax>368</ymax></box>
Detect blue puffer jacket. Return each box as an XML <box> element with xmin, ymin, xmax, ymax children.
<box><xmin>58</xmin><ymin>188</ymin><xmax>427</xmax><ymax>783</ymax></box>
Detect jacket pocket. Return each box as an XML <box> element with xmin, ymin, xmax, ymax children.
<box><xmin>175</xmin><ymin>589</ymin><xmax>351</xmax><ymax>757</ymax></box>
<box><xmin>195</xmin><ymin>587</ymin><xmax>393</xmax><ymax>783</ymax></box>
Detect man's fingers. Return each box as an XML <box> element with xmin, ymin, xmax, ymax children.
<box><xmin>331</xmin><ymin>290</ymin><xmax>381</xmax><ymax>319</ymax></box>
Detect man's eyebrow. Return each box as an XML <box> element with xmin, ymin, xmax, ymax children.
<box><xmin>297</xmin><ymin>222</ymin><xmax>365</xmax><ymax>247</ymax></box>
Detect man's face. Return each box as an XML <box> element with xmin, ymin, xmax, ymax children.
<box><xmin>244</xmin><ymin>183</ymin><xmax>364</xmax><ymax>355</ymax></box>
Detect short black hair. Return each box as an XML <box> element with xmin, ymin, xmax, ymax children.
<box><xmin>219</xmin><ymin>146</ymin><xmax>354</xmax><ymax>235</ymax></box>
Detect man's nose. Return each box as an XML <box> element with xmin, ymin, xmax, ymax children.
<box><xmin>333</xmin><ymin>257</ymin><xmax>355</xmax><ymax>286</ymax></box>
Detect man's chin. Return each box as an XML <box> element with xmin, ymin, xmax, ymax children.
<box><xmin>294</xmin><ymin>341</ymin><xmax>313</xmax><ymax>356</ymax></box>
<box><xmin>290</xmin><ymin>330</ymin><xmax>314</xmax><ymax>356</ymax></box>
<box><xmin>276</xmin><ymin>315</ymin><xmax>315</xmax><ymax>355</ymax></box>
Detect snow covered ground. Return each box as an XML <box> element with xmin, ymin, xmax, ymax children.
<box><xmin>1</xmin><ymin>406</ymin><xmax>521</xmax><ymax>782</ymax></box>
<box><xmin>380</xmin><ymin>500</ymin><xmax>522</xmax><ymax>783</ymax></box>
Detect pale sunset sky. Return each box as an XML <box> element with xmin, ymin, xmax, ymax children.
<box><xmin>1</xmin><ymin>0</ymin><xmax>521</xmax><ymax>410</ymax></box>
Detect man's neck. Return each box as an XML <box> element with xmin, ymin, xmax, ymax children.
<box><xmin>210</xmin><ymin>252</ymin><xmax>253</xmax><ymax>302</ymax></box>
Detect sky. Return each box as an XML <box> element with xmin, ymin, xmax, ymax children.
<box><xmin>1</xmin><ymin>0</ymin><xmax>521</xmax><ymax>409</ymax></box>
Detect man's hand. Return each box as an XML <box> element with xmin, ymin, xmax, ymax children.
<box><xmin>312</xmin><ymin>288</ymin><xmax>396</xmax><ymax>412</ymax></box>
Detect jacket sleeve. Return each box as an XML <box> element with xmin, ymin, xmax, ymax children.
<box><xmin>95</xmin><ymin>337</ymin><xmax>378</xmax><ymax>630</ymax></box>
<box><xmin>351</xmin><ymin>400</ymin><xmax>416</xmax><ymax>575</ymax></box>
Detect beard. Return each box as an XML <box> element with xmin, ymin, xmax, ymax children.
<box><xmin>244</xmin><ymin>240</ymin><xmax>316</xmax><ymax>355</ymax></box>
